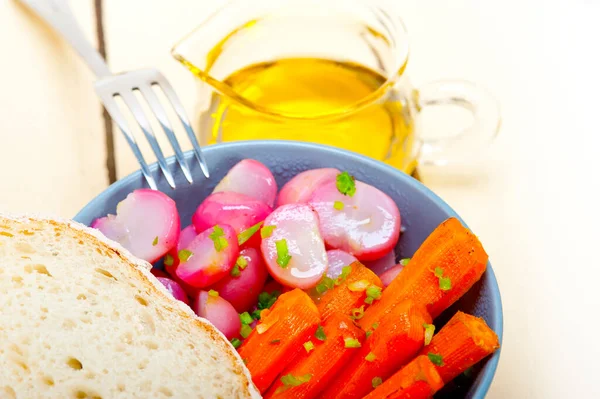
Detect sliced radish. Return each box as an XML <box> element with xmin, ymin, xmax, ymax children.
<box><xmin>364</xmin><ymin>250</ymin><xmax>396</xmax><ymax>276</ymax></box>
<box><xmin>165</xmin><ymin>225</ymin><xmax>199</xmax><ymax>274</ymax></box>
<box><xmin>326</xmin><ymin>249</ymin><xmax>359</xmax><ymax>279</ymax></box>
<box><xmin>193</xmin><ymin>291</ymin><xmax>241</xmax><ymax>340</ymax></box>
<box><xmin>277</xmin><ymin>168</ymin><xmax>339</xmax><ymax>206</ymax></box>
<box><xmin>260</xmin><ymin>204</ymin><xmax>328</xmax><ymax>289</ymax></box>
<box><xmin>156</xmin><ymin>277</ymin><xmax>190</xmax><ymax>305</ymax></box>
<box><xmin>309</xmin><ymin>180</ymin><xmax>401</xmax><ymax>261</ymax></box>
<box><xmin>211</xmin><ymin>248</ymin><xmax>268</xmax><ymax>313</ymax></box>
<box><xmin>175</xmin><ymin>225</ymin><xmax>239</xmax><ymax>288</ymax></box>
<box><xmin>379</xmin><ymin>263</ymin><xmax>405</xmax><ymax>287</ymax></box>
<box><xmin>91</xmin><ymin>189</ymin><xmax>180</xmax><ymax>263</ymax></box>
<box><xmin>192</xmin><ymin>192</ymin><xmax>272</xmax><ymax>236</ymax></box>
<box><xmin>213</xmin><ymin>159</ymin><xmax>277</xmax><ymax>207</ymax></box>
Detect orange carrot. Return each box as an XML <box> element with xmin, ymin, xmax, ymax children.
<box><xmin>317</xmin><ymin>261</ymin><xmax>382</xmax><ymax>321</ymax></box>
<box><xmin>359</xmin><ymin>218</ymin><xmax>488</xmax><ymax>329</ymax></box>
<box><xmin>238</xmin><ymin>289</ymin><xmax>320</xmax><ymax>393</ymax></box>
<box><xmin>264</xmin><ymin>312</ymin><xmax>365</xmax><ymax>399</ymax></box>
<box><xmin>419</xmin><ymin>311</ymin><xmax>500</xmax><ymax>383</ymax></box>
<box><xmin>321</xmin><ymin>300</ymin><xmax>431</xmax><ymax>399</ymax></box>
<box><xmin>362</xmin><ymin>355</ymin><xmax>444</xmax><ymax>399</ymax></box>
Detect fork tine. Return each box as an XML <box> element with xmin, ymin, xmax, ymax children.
<box><xmin>138</xmin><ymin>86</ymin><xmax>193</xmax><ymax>184</ymax></box>
<box><xmin>120</xmin><ymin>91</ymin><xmax>177</xmax><ymax>189</ymax></box>
<box><xmin>152</xmin><ymin>74</ymin><xmax>210</xmax><ymax>178</ymax></box>
<box><xmin>95</xmin><ymin>95</ymin><xmax>158</xmax><ymax>190</ymax></box>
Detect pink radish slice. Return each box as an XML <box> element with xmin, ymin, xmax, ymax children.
<box><xmin>277</xmin><ymin>168</ymin><xmax>340</xmax><ymax>206</ymax></box>
<box><xmin>260</xmin><ymin>204</ymin><xmax>328</xmax><ymax>289</ymax></box>
<box><xmin>91</xmin><ymin>189</ymin><xmax>180</xmax><ymax>264</ymax></box>
<box><xmin>175</xmin><ymin>225</ymin><xmax>239</xmax><ymax>288</ymax></box>
<box><xmin>309</xmin><ymin>181</ymin><xmax>401</xmax><ymax>261</ymax></box>
<box><xmin>165</xmin><ymin>225</ymin><xmax>200</xmax><ymax>274</ymax></box>
<box><xmin>156</xmin><ymin>277</ymin><xmax>190</xmax><ymax>305</ymax></box>
<box><xmin>213</xmin><ymin>159</ymin><xmax>277</xmax><ymax>207</ymax></box>
<box><xmin>326</xmin><ymin>250</ymin><xmax>359</xmax><ymax>279</ymax></box>
<box><xmin>211</xmin><ymin>248</ymin><xmax>268</xmax><ymax>313</ymax></box>
<box><xmin>192</xmin><ymin>192</ymin><xmax>272</xmax><ymax>236</ymax></box>
<box><xmin>379</xmin><ymin>263</ymin><xmax>405</xmax><ymax>287</ymax></box>
<box><xmin>193</xmin><ymin>291</ymin><xmax>241</xmax><ymax>340</ymax></box>
<box><xmin>363</xmin><ymin>250</ymin><xmax>396</xmax><ymax>276</ymax></box>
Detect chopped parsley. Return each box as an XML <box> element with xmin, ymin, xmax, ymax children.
<box><xmin>365</xmin><ymin>352</ymin><xmax>377</xmax><ymax>362</ymax></box>
<box><xmin>344</xmin><ymin>338</ymin><xmax>361</xmax><ymax>348</ymax></box>
<box><xmin>237</xmin><ymin>221</ymin><xmax>264</xmax><ymax>245</ymax></box>
<box><xmin>209</xmin><ymin>225</ymin><xmax>229</xmax><ymax>252</ymax></box>
<box><xmin>208</xmin><ymin>289</ymin><xmax>219</xmax><ymax>297</ymax></box>
<box><xmin>372</xmin><ymin>377</ymin><xmax>383</xmax><ymax>388</ymax></box>
<box><xmin>275</xmin><ymin>239</ymin><xmax>292</xmax><ymax>268</ymax></box>
<box><xmin>152</xmin><ymin>236</ymin><xmax>158</xmax><ymax>246</ymax></box>
<box><xmin>260</xmin><ymin>225</ymin><xmax>276</xmax><ymax>239</ymax></box>
<box><xmin>303</xmin><ymin>341</ymin><xmax>315</xmax><ymax>353</ymax></box>
<box><xmin>315</xmin><ymin>325</ymin><xmax>327</xmax><ymax>341</ymax></box>
<box><xmin>239</xmin><ymin>312</ymin><xmax>253</xmax><ymax>325</ymax></box>
<box><xmin>428</xmin><ymin>353</ymin><xmax>444</xmax><ymax>366</ymax></box>
<box><xmin>164</xmin><ymin>254</ymin><xmax>174</xmax><ymax>267</ymax></box>
<box><xmin>336</xmin><ymin>171</ymin><xmax>357</xmax><ymax>197</ymax></box>
<box><xmin>178</xmin><ymin>249</ymin><xmax>193</xmax><ymax>262</ymax></box>
<box><xmin>230</xmin><ymin>338</ymin><xmax>242</xmax><ymax>349</ymax></box>
<box><xmin>423</xmin><ymin>323</ymin><xmax>435</xmax><ymax>346</ymax></box>
<box><xmin>333</xmin><ymin>201</ymin><xmax>345</xmax><ymax>210</ymax></box>
<box><xmin>240</xmin><ymin>324</ymin><xmax>253</xmax><ymax>339</ymax></box>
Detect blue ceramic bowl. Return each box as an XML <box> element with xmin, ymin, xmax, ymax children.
<box><xmin>74</xmin><ymin>141</ymin><xmax>502</xmax><ymax>398</ymax></box>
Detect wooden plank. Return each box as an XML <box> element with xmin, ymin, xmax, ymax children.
<box><xmin>0</xmin><ymin>0</ymin><xmax>108</xmax><ymax>217</ymax></box>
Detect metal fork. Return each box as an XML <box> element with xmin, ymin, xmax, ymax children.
<box><xmin>18</xmin><ymin>0</ymin><xmax>210</xmax><ymax>189</ymax></box>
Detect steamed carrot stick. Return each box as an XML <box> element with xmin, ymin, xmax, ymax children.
<box><xmin>362</xmin><ymin>355</ymin><xmax>444</xmax><ymax>399</ymax></box>
<box><xmin>238</xmin><ymin>289</ymin><xmax>320</xmax><ymax>393</ymax></box>
<box><xmin>264</xmin><ymin>312</ymin><xmax>365</xmax><ymax>399</ymax></box>
<box><xmin>419</xmin><ymin>311</ymin><xmax>500</xmax><ymax>383</ymax></box>
<box><xmin>317</xmin><ymin>261</ymin><xmax>382</xmax><ymax>321</ymax></box>
<box><xmin>321</xmin><ymin>300</ymin><xmax>431</xmax><ymax>399</ymax></box>
<box><xmin>359</xmin><ymin>217</ymin><xmax>488</xmax><ymax>329</ymax></box>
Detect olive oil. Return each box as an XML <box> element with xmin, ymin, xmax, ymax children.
<box><xmin>202</xmin><ymin>58</ymin><xmax>416</xmax><ymax>171</ymax></box>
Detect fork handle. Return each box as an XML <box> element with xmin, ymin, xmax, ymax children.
<box><xmin>18</xmin><ymin>0</ymin><xmax>112</xmax><ymax>78</ymax></box>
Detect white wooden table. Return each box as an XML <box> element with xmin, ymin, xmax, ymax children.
<box><xmin>1</xmin><ymin>0</ymin><xmax>599</xmax><ymax>397</ymax></box>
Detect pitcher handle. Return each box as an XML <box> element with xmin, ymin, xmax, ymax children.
<box><xmin>415</xmin><ymin>80</ymin><xmax>501</xmax><ymax>167</ymax></box>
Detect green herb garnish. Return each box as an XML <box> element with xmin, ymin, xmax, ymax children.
<box><xmin>275</xmin><ymin>239</ymin><xmax>292</xmax><ymax>268</ymax></box>
<box><xmin>333</xmin><ymin>201</ymin><xmax>344</xmax><ymax>210</ymax></box>
<box><xmin>240</xmin><ymin>312</ymin><xmax>253</xmax><ymax>325</ymax></box>
<box><xmin>164</xmin><ymin>254</ymin><xmax>174</xmax><ymax>267</ymax></box>
<box><xmin>230</xmin><ymin>338</ymin><xmax>242</xmax><ymax>349</ymax></box>
<box><xmin>236</xmin><ymin>256</ymin><xmax>248</xmax><ymax>269</ymax></box>
<box><xmin>315</xmin><ymin>325</ymin><xmax>327</xmax><ymax>341</ymax></box>
<box><xmin>366</xmin><ymin>331</ymin><xmax>373</xmax><ymax>338</ymax></box>
<box><xmin>303</xmin><ymin>341</ymin><xmax>315</xmax><ymax>353</ymax></box>
<box><xmin>260</xmin><ymin>225</ymin><xmax>276</xmax><ymax>239</ymax></box>
<box><xmin>257</xmin><ymin>291</ymin><xmax>280</xmax><ymax>310</ymax></box>
<box><xmin>252</xmin><ymin>309</ymin><xmax>262</xmax><ymax>320</ymax></box>
<box><xmin>152</xmin><ymin>236</ymin><xmax>158</xmax><ymax>246</ymax></box>
<box><xmin>315</xmin><ymin>276</ymin><xmax>335</xmax><ymax>295</ymax></box>
<box><xmin>279</xmin><ymin>373</ymin><xmax>312</xmax><ymax>391</ymax></box>
<box><xmin>208</xmin><ymin>289</ymin><xmax>219</xmax><ymax>297</ymax></box>
<box><xmin>434</xmin><ymin>267</ymin><xmax>444</xmax><ymax>277</ymax></box>
<box><xmin>350</xmin><ymin>305</ymin><xmax>365</xmax><ymax>320</ymax></box>
<box><xmin>365</xmin><ymin>352</ymin><xmax>376</xmax><ymax>362</ymax></box>
<box><xmin>335</xmin><ymin>265</ymin><xmax>352</xmax><ymax>285</ymax></box>
<box><xmin>372</xmin><ymin>377</ymin><xmax>383</xmax><ymax>388</ymax></box>
<box><xmin>428</xmin><ymin>352</ymin><xmax>444</xmax><ymax>366</ymax></box>
<box><xmin>364</xmin><ymin>285</ymin><xmax>382</xmax><ymax>305</ymax></box>
<box><xmin>344</xmin><ymin>338</ymin><xmax>361</xmax><ymax>348</ymax></box>
<box><xmin>423</xmin><ymin>323</ymin><xmax>435</xmax><ymax>346</ymax></box>
<box><xmin>372</xmin><ymin>322</ymin><xmax>379</xmax><ymax>330</ymax></box>
<box><xmin>433</xmin><ymin>267</ymin><xmax>452</xmax><ymax>291</ymax></box>
<box><xmin>230</xmin><ymin>265</ymin><xmax>241</xmax><ymax>277</ymax></box>
<box><xmin>336</xmin><ymin>171</ymin><xmax>356</xmax><ymax>197</ymax></box>
<box><xmin>178</xmin><ymin>249</ymin><xmax>193</xmax><ymax>262</ymax></box>
<box><xmin>238</xmin><ymin>221</ymin><xmax>264</xmax><ymax>245</ymax></box>
<box><xmin>209</xmin><ymin>225</ymin><xmax>229</xmax><ymax>252</ymax></box>
<box><xmin>400</xmin><ymin>258</ymin><xmax>411</xmax><ymax>266</ymax></box>
<box><xmin>240</xmin><ymin>324</ymin><xmax>253</xmax><ymax>339</ymax></box>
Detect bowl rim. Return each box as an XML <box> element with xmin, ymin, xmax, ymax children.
<box><xmin>74</xmin><ymin>140</ymin><xmax>503</xmax><ymax>398</ymax></box>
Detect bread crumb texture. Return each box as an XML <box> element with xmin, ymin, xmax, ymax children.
<box><xmin>0</xmin><ymin>216</ymin><xmax>260</xmax><ymax>399</ymax></box>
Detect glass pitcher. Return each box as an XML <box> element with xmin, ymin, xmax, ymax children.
<box><xmin>171</xmin><ymin>0</ymin><xmax>500</xmax><ymax>175</ymax></box>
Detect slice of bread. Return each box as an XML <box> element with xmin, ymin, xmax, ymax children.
<box><xmin>0</xmin><ymin>215</ymin><xmax>261</xmax><ymax>399</ymax></box>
